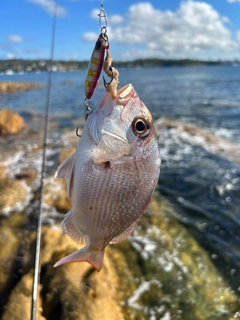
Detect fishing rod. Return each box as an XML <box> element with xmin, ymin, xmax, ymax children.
<box><xmin>30</xmin><ymin>0</ymin><xmax>58</xmax><ymax>319</ymax></box>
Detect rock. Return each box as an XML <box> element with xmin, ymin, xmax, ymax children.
<box><xmin>1</xmin><ymin>225</ymin><xmax>125</xmax><ymax>320</ymax></box>
<box><xmin>39</xmin><ymin>227</ymin><xmax>125</xmax><ymax>320</ymax></box>
<box><xmin>0</xmin><ymin>179</ymin><xmax>28</xmax><ymax>215</ymax></box>
<box><xmin>0</xmin><ymin>227</ymin><xmax>19</xmax><ymax>293</ymax></box>
<box><xmin>45</xmin><ymin>145</ymin><xmax>77</xmax><ymax>213</ymax></box>
<box><xmin>0</xmin><ymin>109</ymin><xmax>25</xmax><ymax>134</ymax></box>
<box><xmin>0</xmin><ymin>194</ymin><xmax>239</xmax><ymax>319</ymax></box>
<box><xmin>61</xmin><ymin>128</ymin><xmax>82</xmax><ymax>148</ymax></box>
<box><xmin>0</xmin><ymin>82</ymin><xmax>43</xmax><ymax>94</ymax></box>
<box><xmin>44</xmin><ymin>177</ymin><xmax>71</xmax><ymax>213</ymax></box>
<box><xmin>57</xmin><ymin>148</ymin><xmax>76</xmax><ymax>166</ymax></box>
<box><xmin>0</xmin><ymin>166</ymin><xmax>7</xmax><ymax>179</ymax></box>
<box><xmin>14</xmin><ymin>170</ymin><xmax>38</xmax><ymax>185</ymax></box>
<box><xmin>112</xmin><ymin>193</ymin><xmax>238</xmax><ymax>319</ymax></box>
<box><xmin>2</xmin><ymin>272</ymin><xmax>45</xmax><ymax>320</ymax></box>
<box><xmin>0</xmin><ymin>225</ymin><xmax>30</xmax><ymax>317</ymax></box>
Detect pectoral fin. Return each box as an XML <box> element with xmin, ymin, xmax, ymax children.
<box><xmin>93</xmin><ymin>133</ymin><xmax>131</xmax><ymax>163</ymax></box>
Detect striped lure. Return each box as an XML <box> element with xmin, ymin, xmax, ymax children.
<box><xmin>85</xmin><ymin>33</ymin><xmax>109</xmax><ymax>100</ymax></box>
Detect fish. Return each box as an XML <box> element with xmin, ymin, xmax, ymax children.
<box><xmin>54</xmin><ymin>83</ymin><xmax>161</xmax><ymax>271</ymax></box>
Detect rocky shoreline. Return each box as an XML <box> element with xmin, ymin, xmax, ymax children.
<box><xmin>0</xmin><ymin>81</ymin><xmax>44</xmax><ymax>94</ymax></box>
<box><xmin>0</xmin><ymin>109</ymin><xmax>25</xmax><ymax>135</ymax></box>
<box><xmin>0</xmin><ymin>107</ymin><xmax>240</xmax><ymax>319</ymax></box>
<box><xmin>1</xmin><ymin>192</ymin><xmax>239</xmax><ymax>320</ymax></box>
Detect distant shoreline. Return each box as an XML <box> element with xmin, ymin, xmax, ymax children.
<box><xmin>0</xmin><ymin>58</ymin><xmax>239</xmax><ymax>74</ymax></box>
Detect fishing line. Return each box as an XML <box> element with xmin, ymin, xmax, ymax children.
<box><xmin>31</xmin><ymin>0</ymin><xmax>58</xmax><ymax>319</ymax></box>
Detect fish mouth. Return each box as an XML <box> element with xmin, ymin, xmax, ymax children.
<box><xmin>117</xmin><ymin>83</ymin><xmax>153</xmax><ymax>124</ymax></box>
<box><xmin>116</xmin><ymin>84</ymin><xmax>137</xmax><ymax>106</ymax></box>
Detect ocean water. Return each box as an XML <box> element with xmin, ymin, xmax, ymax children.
<box><xmin>1</xmin><ymin>65</ymin><xmax>240</xmax><ymax>287</ymax></box>
<box><xmin>1</xmin><ymin>66</ymin><xmax>240</xmax><ymax>140</ymax></box>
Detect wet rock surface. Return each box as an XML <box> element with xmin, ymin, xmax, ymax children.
<box><xmin>44</xmin><ymin>177</ymin><xmax>71</xmax><ymax>213</ymax></box>
<box><xmin>0</xmin><ymin>178</ymin><xmax>28</xmax><ymax>215</ymax></box>
<box><xmin>0</xmin><ymin>225</ymin><xmax>125</xmax><ymax>320</ymax></box>
<box><xmin>0</xmin><ymin>81</ymin><xmax>43</xmax><ymax>94</ymax></box>
<box><xmin>56</xmin><ymin>148</ymin><xmax>76</xmax><ymax>166</ymax></box>
<box><xmin>0</xmin><ymin>109</ymin><xmax>25</xmax><ymax>134</ymax></box>
<box><xmin>114</xmin><ymin>194</ymin><xmax>238</xmax><ymax>319</ymax></box>
<box><xmin>156</xmin><ymin>118</ymin><xmax>240</xmax><ymax>165</ymax></box>
<box><xmin>0</xmin><ymin>114</ymin><xmax>240</xmax><ymax>319</ymax></box>
<box><xmin>0</xmin><ymin>227</ymin><xmax>20</xmax><ymax>294</ymax></box>
<box><xmin>0</xmin><ymin>195</ymin><xmax>239</xmax><ymax>320</ymax></box>
<box><xmin>2</xmin><ymin>272</ymin><xmax>45</xmax><ymax>320</ymax></box>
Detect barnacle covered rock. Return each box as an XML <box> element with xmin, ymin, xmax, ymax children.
<box><xmin>0</xmin><ymin>179</ymin><xmax>28</xmax><ymax>216</ymax></box>
<box><xmin>0</xmin><ymin>109</ymin><xmax>25</xmax><ymax>135</ymax></box>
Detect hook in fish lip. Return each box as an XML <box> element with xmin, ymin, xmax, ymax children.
<box><xmin>103</xmin><ymin>66</ymin><xmax>113</xmax><ymax>87</ymax></box>
<box><xmin>76</xmin><ymin>127</ymin><xmax>81</xmax><ymax>137</ymax></box>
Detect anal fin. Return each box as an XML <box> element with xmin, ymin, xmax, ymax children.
<box><xmin>110</xmin><ymin>219</ymin><xmax>140</xmax><ymax>244</ymax></box>
<box><xmin>61</xmin><ymin>210</ymin><xmax>85</xmax><ymax>244</ymax></box>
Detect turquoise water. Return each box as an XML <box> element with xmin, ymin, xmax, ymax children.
<box><xmin>1</xmin><ymin>65</ymin><xmax>240</xmax><ymax>287</ymax></box>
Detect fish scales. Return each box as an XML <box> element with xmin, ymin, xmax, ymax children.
<box><xmin>54</xmin><ymin>84</ymin><xmax>161</xmax><ymax>271</ymax></box>
<box><xmin>75</xmin><ymin>150</ymin><xmax>156</xmax><ymax>245</ymax></box>
<box><xmin>76</xmin><ymin>128</ymin><xmax>158</xmax><ymax>230</ymax></box>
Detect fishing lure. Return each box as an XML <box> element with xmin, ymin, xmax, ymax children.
<box><xmin>83</xmin><ymin>4</ymin><xmax>110</xmax><ymax>121</ymax></box>
<box><xmin>85</xmin><ymin>33</ymin><xmax>109</xmax><ymax>100</ymax></box>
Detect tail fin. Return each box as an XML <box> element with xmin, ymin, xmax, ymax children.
<box><xmin>54</xmin><ymin>246</ymin><xmax>104</xmax><ymax>271</ymax></box>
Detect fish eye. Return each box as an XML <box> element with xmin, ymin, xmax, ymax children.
<box><xmin>132</xmin><ymin>117</ymin><xmax>151</xmax><ymax>138</ymax></box>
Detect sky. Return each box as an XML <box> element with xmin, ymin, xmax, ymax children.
<box><xmin>1</xmin><ymin>0</ymin><xmax>240</xmax><ymax>61</ymax></box>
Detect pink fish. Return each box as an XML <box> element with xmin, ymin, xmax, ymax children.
<box><xmin>54</xmin><ymin>83</ymin><xmax>161</xmax><ymax>271</ymax></box>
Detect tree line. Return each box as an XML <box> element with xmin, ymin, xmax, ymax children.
<box><xmin>0</xmin><ymin>58</ymin><xmax>232</xmax><ymax>73</ymax></box>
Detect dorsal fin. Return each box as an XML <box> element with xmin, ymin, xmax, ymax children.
<box><xmin>55</xmin><ymin>153</ymin><xmax>75</xmax><ymax>198</ymax></box>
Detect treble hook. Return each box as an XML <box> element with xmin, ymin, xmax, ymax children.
<box><xmin>76</xmin><ymin>126</ymin><xmax>81</xmax><ymax>137</ymax></box>
<box><xmin>84</xmin><ymin>98</ymin><xmax>92</xmax><ymax>121</ymax></box>
<box><xmin>103</xmin><ymin>66</ymin><xmax>114</xmax><ymax>87</ymax></box>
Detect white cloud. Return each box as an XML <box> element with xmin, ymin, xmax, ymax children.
<box><xmin>7</xmin><ymin>35</ymin><xmax>24</xmax><ymax>43</ymax></box>
<box><xmin>28</xmin><ymin>0</ymin><xmax>67</xmax><ymax>17</ymax></box>
<box><xmin>84</xmin><ymin>1</ymin><xmax>240</xmax><ymax>59</ymax></box>
<box><xmin>83</xmin><ymin>32</ymin><xmax>99</xmax><ymax>42</ymax></box>
<box><xmin>6</xmin><ymin>52</ymin><xmax>16</xmax><ymax>59</ymax></box>
<box><xmin>227</xmin><ymin>0</ymin><xmax>240</xmax><ymax>3</ymax></box>
<box><xmin>108</xmin><ymin>15</ymin><xmax>123</xmax><ymax>25</ymax></box>
<box><xmin>237</xmin><ymin>31</ymin><xmax>240</xmax><ymax>42</ymax></box>
<box><xmin>90</xmin><ymin>8</ymin><xmax>100</xmax><ymax>20</ymax></box>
